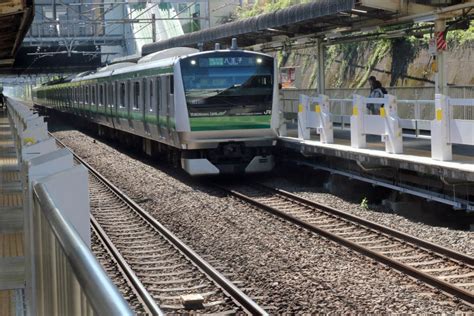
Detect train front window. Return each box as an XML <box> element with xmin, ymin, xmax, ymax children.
<box><xmin>180</xmin><ymin>53</ymin><xmax>273</xmax><ymax>117</ymax></box>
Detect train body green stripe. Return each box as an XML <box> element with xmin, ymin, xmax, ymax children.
<box><xmin>189</xmin><ymin>115</ymin><xmax>271</xmax><ymax>131</ymax></box>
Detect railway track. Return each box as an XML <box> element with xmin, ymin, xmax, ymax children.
<box><xmin>90</xmin><ymin>224</ymin><xmax>151</xmax><ymax>314</ymax></box>
<box><xmin>218</xmin><ymin>182</ymin><xmax>474</xmax><ymax>306</ymax></box>
<box><xmin>53</xmin><ymin>135</ymin><xmax>267</xmax><ymax>315</ymax></box>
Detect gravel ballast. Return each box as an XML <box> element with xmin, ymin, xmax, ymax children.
<box><xmin>262</xmin><ymin>177</ymin><xmax>474</xmax><ymax>257</ymax></box>
<box><xmin>53</xmin><ymin>128</ymin><xmax>473</xmax><ymax>313</ymax></box>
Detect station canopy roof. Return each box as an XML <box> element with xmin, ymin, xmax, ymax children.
<box><xmin>142</xmin><ymin>0</ymin><xmax>474</xmax><ymax>55</ymax></box>
<box><xmin>0</xmin><ymin>0</ymin><xmax>34</xmax><ymax>67</ymax></box>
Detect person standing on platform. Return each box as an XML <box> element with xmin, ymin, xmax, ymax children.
<box><xmin>367</xmin><ymin>76</ymin><xmax>384</xmax><ymax>115</ymax></box>
<box><xmin>0</xmin><ymin>91</ymin><xmax>5</xmax><ymax>109</ymax></box>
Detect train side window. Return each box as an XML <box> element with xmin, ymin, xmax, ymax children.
<box><xmin>142</xmin><ymin>79</ymin><xmax>146</xmax><ymax>110</ymax></box>
<box><xmin>85</xmin><ymin>86</ymin><xmax>89</xmax><ymax>105</ymax></box>
<box><xmin>108</xmin><ymin>84</ymin><xmax>113</xmax><ymax>107</ymax></box>
<box><xmin>169</xmin><ymin>75</ymin><xmax>174</xmax><ymax>94</ymax></box>
<box><xmin>112</xmin><ymin>82</ymin><xmax>117</xmax><ymax>107</ymax></box>
<box><xmin>99</xmin><ymin>84</ymin><xmax>104</xmax><ymax>106</ymax></box>
<box><xmin>119</xmin><ymin>82</ymin><xmax>126</xmax><ymax>108</ymax></box>
<box><xmin>133</xmin><ymin>81</ymin><xmax>140</xmax><ymax>110</ymax></box>
<box><xmin>149</xmin><ymin>79</ymin><xmax>154</xmax><ymax>110</ymax></box>
<box><xmin>91</xmin><ymin>86</ymin><xmax>96</xmax><ymax>105</ymax></box>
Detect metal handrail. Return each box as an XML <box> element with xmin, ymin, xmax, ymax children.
<box><xmin>33</xmin><ymin>182</ymin><xmax>133</xmax><ymax>316</ymax></box>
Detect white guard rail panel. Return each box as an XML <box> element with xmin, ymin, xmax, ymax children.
<box><xmin>449</xmin><ymin>98</ymin><xmax>474</xmax><ymax>146</ymax></box>
<box><xmin>350</xmin><ymin>94</ymin><xmax>403</xmax><ymax>154</ymax></box>
<box><xmin>297</xmin><ymin>94</ymin><xmax>334</xmax><ymax>143</ymax></box>
<box><xmin>431</xmin><ymin>94</ymin><xmax>474</xmax><ymax>160</ymax></box>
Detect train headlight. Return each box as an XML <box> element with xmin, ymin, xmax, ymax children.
<box><xmin>256</xmin><ymin>58</ymin><xmax>263</xmax><ymax>64</ymax></box>
<box><xmin>190</xmin><ymin>60</ymin><xmax>196</xmax><ymax>65</ymax></box>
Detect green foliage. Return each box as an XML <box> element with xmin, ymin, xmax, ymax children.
<box><xmin>158</xmin><ymin>2</ymin><xmax>172</xmax><ymax>10</ymax></box>
<box><xmin>360</xmin><ymin>197</ymin><xmax>369</xmax><ymax>210</ymax></box>
<box><xmin>389</xmin><ymin>37</ymin><xmax>418</xmax><ymax>86</ymax></box>
<box><xmin>355</xmin><ymin>40</ymin><xmax>391</xmax><ymax>88</ymax></box>
<box><xmin>130</xmin><ymin>3</ymin><xmax>146</xmax><ymax>10</ymax></box>
<box><xmin>447</xmin><ymin>21</ymin><xmax>474</xmax><ymax>46</ymax></box>
<box><xmin>242</xmin><ymin>3</ymin><xmax>473</xmax><ymax>89</ymax></box>
<box><xmin>237</xmin><ymin>0</ymin><xmax>310</xmax><ymax>19</ymax></box>
<box><xmin>276</xmin><ymin>51</ymin><xmax>283</xmax><ymax>66</ymax></box>
<box><xmin>337</xmin><ymin>42</ymin><xmax>359</xmax><ymax>87</ymax></box>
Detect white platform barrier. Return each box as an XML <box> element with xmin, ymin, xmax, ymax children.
<box><xmin>4</xmin><ymin>98</ymin><xmax>132</xmax><ymax>315</ymax></box>
<box><xmin>431</xmin><ymin>94</ymin><xmax>474</xmax><ymax>161</ymax></box>
<box><xmin>6</xmin><ymin>99</ymin><xmax>50</xmax><ymax>164</ymax></box>
<box><xmin>350</xmin><ymin>94</ymin><xmax>403</xmax><ymax>154</ymax></box>
<box><xmin>297</xmin><ymin>94</ymin><xmax>334</xmax><ymax>143</ymax></box>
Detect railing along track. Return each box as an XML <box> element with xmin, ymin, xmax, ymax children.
<box><xmin>52</xmin><ymin>134</ymin><xmax>267</xmax><ymax>315</ymax></box>
<box><xmin>217</xmin><ymin>182</ymin><xmax>474</xmax><ymax>306</ymax></box>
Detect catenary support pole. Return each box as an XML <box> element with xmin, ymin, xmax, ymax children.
<box><xmin>317</xmin><ymin>38</ymin><xmax>325</xmax><ymax>95</ymax></box>
<box><xmin>435</xmin><ymin>18</ymin><xmax>447</xmax><ymax>95</ymax></box>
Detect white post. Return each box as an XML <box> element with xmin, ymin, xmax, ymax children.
<box><xmin>431</xmin><ymin>94</ymin><xmax>452</xmax><ymax>160</ymax></box>
<box><xmin>351</xmin><ymin>94</ymin><xmax>366</xmax><ymax>148</ymax></box>
<box><xmin>297</xmin><ymin>94</ymin><xmax>310</xmax><ymax>140</ymax></box>
<box><xmin>382</xmin><ymin>95</ymin><xmax>403</xmax><ymax>154</ymax></box>
<box><xmin>315</xmin><ymin>94</ymin><xmax>333</xmax><ymax>143</ymax></box>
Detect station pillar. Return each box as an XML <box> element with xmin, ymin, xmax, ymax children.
<box><xmin>317</xmin><ymin>38</ymin><xmax>325</xmax><ymax>95</ymax></box>
<box><xmin>434</xmin><ymin>18</ymin><xmax>447</xmax><ymax>95</ymax></box>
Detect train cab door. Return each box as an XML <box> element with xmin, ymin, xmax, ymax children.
<box><xmin>105</xmin><ymin>82</ymin><xmax>112</xmax><ymax>126</ymax></box>
<box><xmin>163</xmin><ymin>75</ymin><xmax>174</xmax><ymax>144</ymax></box>
<box><xmin>158</xmin><ymin>76</ymin><xmax>168</xmax><ymax>140</ymax></box>
<box><xmin>168</xmin><ymin>75</ymin><xmax>176</xmax><ymax>145</ymax></box>
<box><xmin>143</xmin><ymin>78</ymin><xmax>150</xmax><ymax>135</ymax></box>
<box><xmin>110</xmin><ymin>82</ymin><xmax>117</xmax><ymax>128</ymax></box>
<box><xmin>127</xmin><ymin>80</ymin><xmax>134</xmax><ymax>131</ymax></box>
<box><xmin>155</xmin><ymin>77</ymin><xmax>162</xmax><ymax>139</ymax></box>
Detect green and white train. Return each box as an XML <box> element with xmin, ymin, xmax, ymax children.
<box><xmin>33</xmin><ymin>47</ymin><xmax>279</xmax><ymax>175</ymax></box>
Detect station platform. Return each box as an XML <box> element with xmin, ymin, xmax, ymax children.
<box><xmin>0</xmin><ymin>107</ymin><xmax>25</xmax><ymax>314</ymax></box>
<box><xmin>280</xmin><ymin>128</ymin><xmax>474</xmax><ymax>182</ymax></box>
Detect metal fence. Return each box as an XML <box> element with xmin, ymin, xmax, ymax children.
<box><xmin>6</xmin><ymin>98</ymin><xmax>132</xmax><ymax>315</ymax></box>
<box><xmin>281</xmin><ymin>86</ymin><xmax>474</xmax><ymax>121</ymax></box>
<box><xmin>32</xmin><ymin>182</ymin><xmax>133</xmax><ymax>316</ymax></box>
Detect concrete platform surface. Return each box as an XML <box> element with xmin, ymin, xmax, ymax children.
<box><xmin>280</xmin><ymin>129</ymin><xmax>474</xmax><ymax>182</ymax></box>
<box><xmin>0</xmin><ymin>109</ymin><xmax>25</xmax><ymax>293</ymax></box>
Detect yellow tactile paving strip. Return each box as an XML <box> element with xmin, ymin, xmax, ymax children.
<box><xmin>0</xmin><ymin>290</ymin><xmax>15</xmax><ymax>316</ymax></box>
<box><xmin>0</xmin><ymin>193</ymin><xmax>22</xmax><ymax>208</ymax></box>
<box><xmin>0</xmin><ymin>139</ymin><xmax>14</xmax><ymax>148</ymax></box>
<box><xmin>0</xmin><ymin>157</ymin><xmax>18</xmax><ymax>169</ymax></box>
<box><xmin>0</xmin><ymin>172</ymin><xmax>19</xmax><ymax>183</ymax></box>
<box><xmin>0</xmin><ymin>233</ymin><xmax>23</xmax><ymax>258</ymax></box>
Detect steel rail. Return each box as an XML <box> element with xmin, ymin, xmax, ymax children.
<box><xmin>216</xmin><ymin>183</ymin><xmax>474</xmax><ymax>306</ymax></box>
<box><xmin>261</xmin><ymin>184</ymin><xmax>474</xmax><ymax>265</ymax></box>
<box><xmin>51</xmin><ymin>133</ymin><xmax>268</xmax><ymax>316</ymax></box>
<box><xmin>90</xmin><ymin>215</ymin><xmax>164</xmax><ymax>316</ymax></box>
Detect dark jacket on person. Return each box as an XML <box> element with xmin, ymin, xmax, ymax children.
<box><xmin>367</xmin><ymin>81</ymin><xmax>384</xmax><ymax>114</ymax></box>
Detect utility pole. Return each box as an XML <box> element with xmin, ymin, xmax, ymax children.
<box><xmin>151</xmin><ymin>13</ymin><xmax>156</xmax><ymax>42</ymax></box>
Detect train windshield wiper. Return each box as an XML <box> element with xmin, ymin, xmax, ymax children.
<box><xmin>186</xmin><ymin>89</ymin><xmax>225</xmax><ymax>98</ymax></box>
